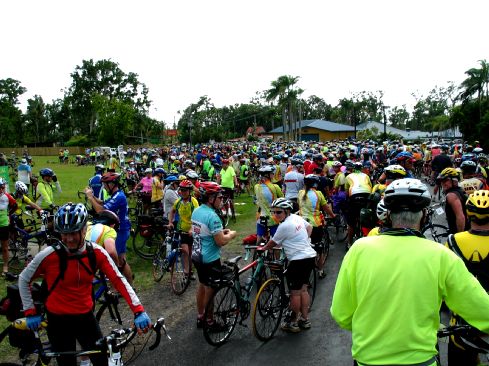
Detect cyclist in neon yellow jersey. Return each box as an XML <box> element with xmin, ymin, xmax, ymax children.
<box><xmin>332</xmin><ymin>179</ymin><xmax>489</xmax><ymax>366</ymax></box>
<box><xmin>298</xmin><ymin>174</ymin><xmax>335</xmax><ymax>279</ymax></box>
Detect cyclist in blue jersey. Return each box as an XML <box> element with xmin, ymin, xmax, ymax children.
<box><xmin>85</xmin><ymin>172</ymin><xmax>133</xmax><ymax>285</ymax></box>
<box><xmin>191</xmin><ymin>181</ymin><xmax>236</xmax><ymax>328</ymax></box>
<box><xmin>88</xmin><ymin>164</ymin><xmax>106</xmax><ymax>200</ymax></box>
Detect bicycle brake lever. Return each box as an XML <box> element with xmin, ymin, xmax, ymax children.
<box><xmin>148</xmin><ymin>317</ymin><xmax>171</xmax><ymax>351</ymax></box>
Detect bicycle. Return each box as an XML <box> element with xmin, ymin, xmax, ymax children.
<box><xmin>437</xmin><ymin>324</ymin><xmax>489</xmax><ymax>365</ymax></box>
<box><xmin>219</xmin><ymin>190</ymin><xmax>233</xmax><ymax>228</ymax></box>
<box><xmin>201</xmin><ymin>246</ymin><xmax>274</xmax><ymax>346</ymax></box>
<box><xmin>313</xmin><ymin>217</ymin><xmax>334</xmax><ymax>278</ymax></box>
<box><xmin>252</xmin><ymin>257</ymin><xmax>317</xmax><ymax>341</ymax></box>
<box><xmin>152</xmin><ymin>229</ymin><xmax>192</xmax><ymax>295</ymax></box>
<box><xmin>0</xmin><ymin>316</ymin><xmax>170</xmax><ymax>366</ymax></box>
<box><xmin>131</xmin><ymin>214</ymin><xmax>168</xmax><ymax>260</ymax></box>
<box><xmin>7</xmin><ymin>212</ymin><xmax>61</xmax><ymax>273</ymax></box>
<box><xmin>421</xmin><ymin>202</ymin><xmax>449</xmax><ymax>244</ymax></box>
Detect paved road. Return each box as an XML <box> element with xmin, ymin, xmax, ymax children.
<box><xmin>137</xmin><ymin>242</ymin><xmax>353</xmax><ymax>366</ymax></box>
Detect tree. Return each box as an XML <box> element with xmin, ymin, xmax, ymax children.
<box><xmin>65</xmin><ymin>59</ymin><xmax>151</xmax><ymax>137</ymax></box>
<box><xmin>458</xmin><ymin>59</ymin><xmax>489</xmax><ymax>121</ymax></box>
<box><xmin>24</xmin><ymin>95</ymin><xmax>50</xmax><ymax>146</ymax></box>
<box><xmin>265</xmin><ymin>75</ymin><xmax>303</xmax><ymax>141</ymax></box>
<box><xmin>0</xmin><ymin>78</ymin><xmax>26</xmax><ymax>146</ymax></box>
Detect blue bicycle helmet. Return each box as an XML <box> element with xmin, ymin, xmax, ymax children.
<box><xmin>164</xmin><ymin>175</ymin><xmax>179</xmax><ymax>183</ymax></box>
<box><xmin>54</xmin><ymin>202</ymin><xmax>88</xmax><ymax>233</ymax></box>
<box><xmin>40</xmin><ymin>168</ymin><xmax>54</xmax><ymax>177</ymax></box>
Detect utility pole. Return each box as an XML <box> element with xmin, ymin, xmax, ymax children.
<box><xmin>382</xmin><ymin>105</ymin><xmax>390</xmax><ymax>138</ymax></box>
<box><xmin>298</xmin><ymin>101</ymin><xmax>303</xmax><ymax>142</ymax></box>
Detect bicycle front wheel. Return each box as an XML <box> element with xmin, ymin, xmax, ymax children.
<box><xmin>203</xmin><ymin>285</ymin><xmax>239</xmax><ymax>346</ymax></box>
<box><xmin>422</xmin><ymin>224</ymin><xmax>449</xmax><ymax>244</ymax></box>
<box><xmin>170</xmin><ymin>250</ymin><xmax>190</xmax><ymax>295</ymax></box>
<box><xmin>152</xmin><ymin>245</ymin><xmax>167</xmax><ymax>282</ymax></box>
<box><xmin>252</xmin><ymin>278</ymin><xmax>284</xmax><ymax>342</ymax></box>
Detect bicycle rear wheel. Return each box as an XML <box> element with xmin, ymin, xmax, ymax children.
<box><xmin>334</xmin><ymin>214</ymin><xmax>348</xmax><ymax>242</ymax></box>
<box><xmin>308</xmin><ymin>268</ymin><xmax>317</xmax><ymax>310</ymax></box>
<box><xmin>220</xmin><ymin>204</ymin><xmax>230</xmax><ymax>228</ymax></box>
<box><xmin>252</xmin><ymin>278</ymin><xmax>284</xmax><ymax>342</ymax></box>
<box><xmin>203</xmin><ymin>285</ymin><xmax>239</xmax><ymax>346</ymax></box>
<box><xmin>132</xmin><ymin>230</ymin><xmax>162</xmax><ymax>259</ymax></box>
<box><xmin>170</xmin><ymin>250</ymin><xmax>190</xmax><ymax>295</ymax></box>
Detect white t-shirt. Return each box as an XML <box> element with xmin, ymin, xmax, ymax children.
<box><xmin>271</xmin><ymin>214</ymin><xmax>316</xmax><ymax>261</ymax></box>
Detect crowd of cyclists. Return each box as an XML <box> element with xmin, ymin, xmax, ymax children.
<box><xmin>1</xmin><ymin>137</ymin><xmax>489</xmax><ymax>365</ymax></box>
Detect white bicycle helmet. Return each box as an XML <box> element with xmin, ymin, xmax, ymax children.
<box><xmin>383</xmin><ymin>178</ymin><xmax>431</xmax><ymax>212</ymax></box>
<box><xmin>332</xmin><ymin>161</ymin><xmax>342</xmax><ymax>167</ymax></box>
<box><xmin>15</xmin><ymin>181</ymin><xmax>28</xmax><ymax>195</ymax></box>
<box><xmin>376</xmin><ymin>199</ymin><xmax>388</xmax><ymax>222</ymax></box>
<box><xmin>271</xmin><ymin>198</ymin><xmax>293</xmax><ymax>210</ymax></box>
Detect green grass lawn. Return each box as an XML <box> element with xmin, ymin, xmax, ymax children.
<box><xmin>0</xmin><ymin>156</ymin><xmax>258</xmax><ymax>362</ymax></box>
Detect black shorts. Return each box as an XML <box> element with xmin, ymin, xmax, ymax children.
<box><xmin>222</xmin><ymin>187</ymin><xmax>234</xmax><ymax>200</ymax></box>
<box><xmin>0</xmin><ymin>226</ymin><xmax>9</xmax><ymax>241</ymax></box>
<box><xmin>286</xmin><ymin>257</ymin><xmax>315</xmax><ymax>291</ymax></box>
<box><xmin>193</xmin><ymin>259</ymin><xmax>222</xmax><ymax>286</ymax></box>
<box><xmin>180</xmin><ymin>232</ymin><xmax>193</xmax><ymax>246</ymax></box>
<box><xmin>310</xmin><ymin>226</ymin><xmax>324</xmax><ymax>245</ymax></box>
<box><xmin>345</xmin><ymin>193</ymin><xmax>369</xmax><ymax>227</ymax></box>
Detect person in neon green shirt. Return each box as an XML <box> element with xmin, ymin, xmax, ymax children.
<box><xmin>217</xmin><ymin>159</ymin><xmax>237</xmax><ymax>220</ymax></box>
<box><xmin>36</xmin><ymin>168</ymin><xmax>61</xmax><ymax>212</ymax></box>
<box><xmin>331</xmin><ymin>179</ymin><xmax>489</xmax><ymax>366</ymax></box>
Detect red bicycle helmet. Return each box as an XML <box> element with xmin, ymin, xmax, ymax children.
<box><xmin>101</xmin><ymin>172</ymin><xmax>121</xmax><ymax>184</ymax></box>
<box><xmin>179</xmin><ymin>179</ymin><xmax>194</xmax><ymax>189</ymax></box>
<box><xmin>199</xmin><ymin>181</ymin><xmax>222</xmax><ymax>197</ymax></box>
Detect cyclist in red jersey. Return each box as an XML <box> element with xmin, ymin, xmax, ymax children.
<box><xmin>18</xmin><ymin>203</ymin><xmax>151</xmax><ymax>366</ymax></box>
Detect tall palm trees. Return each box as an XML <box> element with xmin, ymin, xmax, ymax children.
<box><xmin>458</xmin><ymin>59</ymin><xmax>489</xmax><ymax>121</ymax></box>
<box><xmin>265</xmin><ymin>75</ymin><xmax>303</xmax><ymax>141</ymax></box>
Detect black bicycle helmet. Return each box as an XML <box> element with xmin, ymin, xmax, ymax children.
<box><xmin>304</xmin><ymin>174</ymin><xmax>320</xmax><ymax>188</ymax></box>
<box><xmin>92</xmin><ymin>210</ymin><xmax>120</xmax><ymax>230</ymax></box>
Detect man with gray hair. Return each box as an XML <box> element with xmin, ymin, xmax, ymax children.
<box><xmin>331</xmin><ymin>178</ymin><xmax>489</xmax><ymax>366</ymax></box>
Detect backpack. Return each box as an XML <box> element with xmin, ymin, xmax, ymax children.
<box><xmin>41</xmin><ymin>241</ymin><xmax>97</xmax><ymax>302</ymax></box>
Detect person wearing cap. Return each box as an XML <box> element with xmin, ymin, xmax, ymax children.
<box><xmin>331</xmin><ymin>179</ymin><xmax>489</xmax><ymax>366</ymax></box>
<box><xmin>163</xmin><ymin>176</ymin><xmax>180</xmax><ymax>219</ymax></box>
<box><xmin>17</xmin><ymin>158</ymin><xmax>32</xmax><ymax>192</ymax></box>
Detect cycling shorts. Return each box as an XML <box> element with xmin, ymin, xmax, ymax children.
<box><xmin>222</xmin><ymin>187</ymin><xmax>234</xmax><ymax>200</ymax></box>
<box><xmin>115</xmin><ymin>229</ymin><xmax>130</xmax><ymax>255</ymax></box>
<box><xmin>286</xmin><ymin>257</ymin><xmax>315</xmax><ymax>291</ymax></box>
<box><xmin>193</xmin><ymin>259</ymin><xmax>221</xmax><ymax>286</ymax></box>
<box><xmin>0</xmin><ymin>226</ymin><xmax>9</xmax><ymax>241</ymax></box>
<box><xmin>345</xmin><ymin>193</ymin><xmax>369</xmax><ymax>227</ymax></box>
<box><xmin>180</xmin><ymin>232</ymin><xmax>192</xmax><ymax>246</ymax></box>
<box><xmin>310</xmin><ymin>226</ymin><xmax>324</xmax><ymax>245</ymax></box>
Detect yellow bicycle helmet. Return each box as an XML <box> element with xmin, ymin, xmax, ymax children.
<box><xmin>437</xmin><ymin>167</ymin><xmax>460</xmax><ymax>180</ymax></box>
<box><xmin>466</xmin><ymin>190</ymin><xmax>489</xmax><ymax>220</ymax></box>
<box><xmin>384</xmin><ymin>164</ymin><xmax>407</xmax><ymax>178</ymax></box>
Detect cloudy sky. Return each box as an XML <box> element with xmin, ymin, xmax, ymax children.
<box><xmin>1</xmin><ymin>0</ymin><xmax>488</xmax><ymax>125</ymax></box>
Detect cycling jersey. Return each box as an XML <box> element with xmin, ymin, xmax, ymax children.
<box><xmin>36</xmin><ymin>181</ymin><xmax>61</xmax><ymax>209</ymax></box>
<box><xmin>345</xmin><ymin>172</ymin><xmax>372</xmax><ymax>196</ymax></box>
<box><xmin>191</xmin><ymin>204</ymin><xmax>223</xmax><ymax>264</ymax></box>
<box><xmin>272</xmin><ymin>164</ymin><xmax>282</xmax><ymax>184</ymax></box>
<box><xmin>151</xmin><ymin>176</ymin><xmax>164</xmax><ymax>203</ymax></box>
<box><xmin>283</xmin><ymin>170</ymin><xmax>304</xmax><ymax>200</ymax></box>
<box><xmin>173</xmin><ymin>197</ymin><xmax>199</xmax><ymax>232</ymax></box>
<box><xmin>331</xmin><ymin>233</ymin><xmax>489</xmax><ymax>365</ymax></box>
<box><xmin>459</xmin><ymin>177</ymin><xmax>484</xmax><ymax>195</ymax></box>
<box><xmin>254</xmin><ymin>180</ymin><xmax>283</xmax><ymax>224</ymax></box>
<box><xmin>103</xmin><ymin>191</ymin><xmax>131</xmax><ymax>231</ymax></box>
<box><xmin>271</xmin><ymin>213</ymin><xmax>316</xmax><ymax>261</ymax></box>
<box><xmin>19</xmin><ymin>242</ymin><xmax>143</xmax><ymax>316</ymax></box>
<box><xmin>85</xmin><ymin>223</ymin><xmax>117</xmax><ymax>246</ymax></box>
<box><xmin>88</xmin><ymin>173</ymin><xmax>104</xmax><ymax>200</ymax></box>
<box><xmin>138</xmin><ymin>176</ymin><xmax>152</xmax><ymax>193</ymax></box>
<box><xmin>333</xmin><ymin>171</ymin><xmax>346</xmax><ymax>190</ymax></box>
<box><xmin>367</xmin><ymin>226</ymin><xmax>380</xmax><ymax>236</ymax></box>
<box><xmin>218</xmin><ymin>166</ymin><xmax>236</xmax><ymax>189</ymax></box>
<box><xmin>14</xmin><ymin>194</ymin><xmax>34</xmax><ymax>215</ymax></box>
<box><xmin>239</xmin><ymin>164</ymin><xmax>249</xmax><ymax>181</ymax></box>
<box><xmin>0</xmin><ymin>192</ymin><xmax>16</xmax><ymax>227</ymax></box>
<box><xmin>298</xmin><ymin>188</ymin><xmax>327</xmax><ymax>227</ymax></box>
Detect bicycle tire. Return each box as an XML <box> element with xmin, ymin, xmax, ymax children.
<box><xmin>422</xmin><ymin>224</ymin><xmax>449</xmax><ymax>244</ymax></box>
<box><xmin>334</xmin><ymin>214</ymin><xmax>348</xmax><ymax>242</ymax></box>
<box><xmin>221</xmin><ymin>204</ymin><xmax>230</xmax><ymax>228</ymax></box>
<box><xmin>132</xmin><ymin>230</ymin><xmax>162</xmax><ymax>259</ymax></box>
<box><xmin>7</xmin><ymin>238</ymin><xmax>29</xmax><ymax>273</ymax></box>
<box><xmin>152</xmin><ymin>245</ymin><xmax>167</xmax><ymax>282</ymax></box>
<box><xmin>203</xmin><ymin>285</ymin><xmax>239</xmax><ymax>346</ymax></box>
<box><xmin>170</xmin><ymin>250</ymin><xmax>190</xmax><ymax>295</ymax></box>
<box><xmin>308</xmin><ymin>267</ymin><xmax>317</xmax><ymax>310</ymax></box>
<box><xmin>252</xmin><ymin>278</ymin><xmax>284</xmax><ymax>342</ymax></box>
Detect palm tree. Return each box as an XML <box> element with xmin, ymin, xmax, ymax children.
<box><xmin>265</xmin><ymin>75</ymin><xmax>303</xmax><ymax>141</ymax></box>
<box><xmin>458</xmin><ymin>59</ymin><xmax>489</xmax><ymax>121</ymax></box>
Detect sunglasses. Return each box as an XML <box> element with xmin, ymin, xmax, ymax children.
<box><xmin>271</xmin><ymin>210</ymin><xmax>284</xmax><ymax>215</ymax></box>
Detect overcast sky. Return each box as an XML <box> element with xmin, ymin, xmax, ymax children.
<box><xmin>1</xmin><ymin>0</ymin><xmax>488</xmax><ymax>125</ymax></box>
